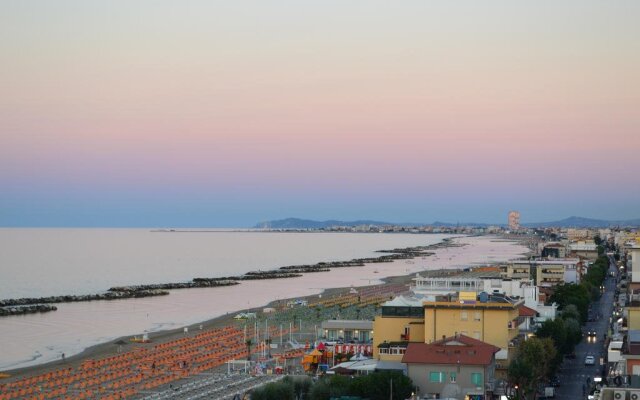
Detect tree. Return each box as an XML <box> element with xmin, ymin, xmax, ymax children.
<box><xmin>549</xmin><ymin>283</ymin><xmax>590</xmax><ymax>322</ymax></box>
<box><xmin>536</xmin><ymin>319</ymin><xmax>567</xmax><ymax>355</ymax></box>
<box><xmin>280</xmin><ymin>376</ymin><xmax>312</xmax><ymax>400</ymax></box>
<box><xmin>350</xmin><ymin>371</ymin><xmax>413</xmax><ymax>400</ymax></box>
<box><xmin>508</xmin><ymin>338</ymin><xmax>557</xmax><ymax>400</ymax></box>
<box><xmin>250</xmin><ymin>380</ymin><xmax>295</xmax><ymax>400</ymax></box>
<box><xmin>561</xmin><ymin>304</ymin><xmax>580</xmax><ymax>322</ymax></box>
<box><xmin>508</xmin><ymin>357</ymin><xmax>533</xmax><ymax>400</ymax></box>
<box><xmin>308</xmin><ymin>379</ymin><xmax>331</xmax><ymax>400</ymax></box>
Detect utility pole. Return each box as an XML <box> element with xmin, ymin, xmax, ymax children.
<box><xmin>390</xmin><ymin>378</ymin><xmax>393</xmax><ymax>400</ymax></box>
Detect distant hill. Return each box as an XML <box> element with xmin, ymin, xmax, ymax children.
<box><xmin>254</xmin><ymin>218</ymin><xmax>489</xmax><ymax>229</ymax></box>
<box><xmin>523</xmin><ymin>216</ymin><xmax>640</xmax><ymax>228</ymax></box>
<box><xmin>255</xmin><ymin>218</ymin><xmax>408</xmax><ymax>229</ymax></box>
<box><xmin>256</xmin><ymin>216</ymin><xmax>640</xmax><ymax>229</ymax></box>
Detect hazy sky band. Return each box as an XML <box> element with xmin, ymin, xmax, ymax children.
<box><xmin>1</xmin><ymin>1</ymin><xmax>639</xmax><ymax>226</ymax></box>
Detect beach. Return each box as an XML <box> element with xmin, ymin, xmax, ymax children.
<box><xmin>0</xmin><ymin>234</ymin><xmax>529</xmax><ymax>381</ymax></box>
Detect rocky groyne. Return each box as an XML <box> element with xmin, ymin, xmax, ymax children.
<box><xmin>1</xmin><ymin>239</ymin><xmax>457</xmax><ymax>317</ymax></box>
<box><xmin>0</xmin><ymin>304</ymin><xmax>58</xmax><ymax>317</ymax></box>
<box><xmin>0</xmin><ymin>289</ymin><xmax>169</xmax><ymax>309</ymax></box>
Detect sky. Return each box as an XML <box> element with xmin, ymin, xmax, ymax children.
<box><xmin>1</xmin><ymin>1</ymin><xmax>639</xmax><ymax>227</ymax></box>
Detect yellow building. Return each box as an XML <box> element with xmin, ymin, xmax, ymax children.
<box><xmin>500</xmin><ymin>264</ymin><xmax>531</xmax><ymax>280</ymax></box>
<box><xmin>628</xmin><ymin>304</ymin><xmax>640</xmax><ymax>331</ymax></box>
<box><xmin>373</xmin><ymin>295</ymin><xmax>425</xmax><ymax>361</ymax></box>
<box><xmin>536</xmin><ymin>264</ymin><xmax>566</xmax><ymax>287</ymax></box>
<box><xmin>373</xmin><ymin>292</ymin><xmax>523</xmax><ymax>372</ymax></box>
<box><xmin>423</xmin><ymin>292</ymin><xmax>522</xmax><ymax>370</ymax></box>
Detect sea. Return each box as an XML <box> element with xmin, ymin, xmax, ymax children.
<box><xmin>0</xmin><ymin>229</ymin><xmax>527</xmax><ymax>370</ymax></box>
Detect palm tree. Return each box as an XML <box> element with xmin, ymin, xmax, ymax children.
<box><xmin>245</xmin><ymin>338</ymin><xmax>253</xmax><ymax>361</ymax></box>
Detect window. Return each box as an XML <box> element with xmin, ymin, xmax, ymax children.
<box><xmin>473</xmin><ymin>331</ymin><xmax>481</xmax><ymax>339</ymax></box>
<box><xmin>471</xmin><ymin>372</ymin><xmax>483</xmax><ymax>386</ymax></box>
<box><xmin>379</xmin><ymin>348</ymin><xmax>389</xmax><ymax>354</ymax></box>
<box><xmin>450</xmin><ymin>372</ymin><xmax>457</xmax><ymax>383</ymax></box>
<box><xmin>430</xmin><ymin>372</ymin><xmax>445</xmax><ymax>383</ymax></box>
<box><xmin>461</xmin><ymin>311</ymin><xmax>468</xmax><ymax>321</ymax></box>
<box><xmin>474</xmin><ymin>312</ymin><xmax>481</xmax><ymax>321</ymax></box>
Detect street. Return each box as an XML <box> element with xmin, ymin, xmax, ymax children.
<box><xmin>554</xmin><ymin>258</ymin><xmax>618</xmax><ymax>400</ymax></box>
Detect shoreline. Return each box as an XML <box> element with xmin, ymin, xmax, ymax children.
<box><xmin>0</xmin><ymin>272</ymin><xmax>421</xmax><ymax>381</ymax></box>
<box><xmin>0</xmin><ymin>235</ymin><xmax>529</xmax><ymax>378</ymax></box>
<box><xmin>0</xmin><ymin>237</ymin><xmax>458</xmax><ymax>313</ymax></box>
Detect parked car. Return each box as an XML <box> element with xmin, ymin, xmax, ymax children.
<box><xmin>585</xmin><ymin>355</ymin><xmax>595</xmax><ymax>365</ymax></box>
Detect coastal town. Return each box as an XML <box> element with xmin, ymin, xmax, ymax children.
<box><xmin>2</xmin><ymin>0</ymin><xmax>637</xmax><ymax>398</ymax></box>
<box><xmin>1</xmin><ymin>217</ymin><xmax>640</xmax><ymax>400</ymax></box>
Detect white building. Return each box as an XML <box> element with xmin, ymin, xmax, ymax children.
<box><xmin>411</xmin><ymin>275</ymin><xmax>556</xmax><ymax>320</ymax></box>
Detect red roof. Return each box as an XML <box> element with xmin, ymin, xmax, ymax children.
<box><xmin>402</xmin><ymin>335</ymin><xmax>500</xmax><ymax>366</ymax></box>
<box><xmin>518</xmin><ymin>305</ymin><xmax>538</xmax><ymax>317</ymax></box>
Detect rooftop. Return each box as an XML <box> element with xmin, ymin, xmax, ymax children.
<box><xmin>518</xmin><ymin>305</ymin><xmax>538</xmax><ymax>317</ymax></box>
<box><xmin>512</xmin><ymin>258</ymin><xmax>579</xmax><ymax>265</ymax></box>
<box><xmin>402</xmin><ymin>335</ymin><xmax>500</xmax><ymax>365</ymax></box>
<box><xmin>382</xmin><ymin>294</ymin><xmax>425</xmax><ymax>308</ymax></box>
<box><xmin>321</xmin><ymin>320</ymin><xmax>373</xmax><ymax>330</ymax></box>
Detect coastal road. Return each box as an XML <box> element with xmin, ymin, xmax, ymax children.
<box><xmin>554</xmin><ymin>260</ymin><xmax>617</xmax><ymax>400</ymax></box>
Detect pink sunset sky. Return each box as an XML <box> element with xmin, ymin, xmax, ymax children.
<box><xmin>1</xmin><ymin>1</ymin><xmax>639</xmax><ymax>226</ymax></box>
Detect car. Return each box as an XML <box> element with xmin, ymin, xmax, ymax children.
<box><xmin>585</xmin><ymin>355</ymin><xmax>595</xmax><ymax>365</ymax></box>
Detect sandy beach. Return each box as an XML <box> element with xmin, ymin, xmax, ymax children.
<box><xmin>0</xmin><ymin>235</ymin><xmax>529</xmax><ymax>383</ymax></box>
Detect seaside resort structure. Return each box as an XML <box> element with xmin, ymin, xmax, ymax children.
<box><xmin>371</xmin><ymin>267</ymin><xmax>560</xmax><ymax>400</ymax></box>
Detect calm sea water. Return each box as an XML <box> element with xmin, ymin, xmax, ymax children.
<box><xmin>0</xmin><ymin>229</ymin><xmax>451</xmax><ymax>299</ymax></box>
<box><xmin>2</xmin><ymin>229</ymin><xmax>486</xmax><ymax>370</ymax></box>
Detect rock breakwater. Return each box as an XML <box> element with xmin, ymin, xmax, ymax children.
<box><xmin>0</xmin><ymin>304</ymin><xmax>58</xmax><ymax>316</ymax></box>
<box><xmin>1</xmin><ymin>239</ymin><xmax>455</xmax><ymax>317</ymax></box>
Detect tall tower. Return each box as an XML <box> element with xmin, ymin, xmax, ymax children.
<box><xmin>508</xmin><ymin>211</ymin><xmax>520</xmax><ymax>231</ymax></box>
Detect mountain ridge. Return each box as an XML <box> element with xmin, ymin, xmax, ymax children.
<box><xmin>255</xmin><ymin>216</ymin><xmax>640</xmax><ymax>229</ymax></box>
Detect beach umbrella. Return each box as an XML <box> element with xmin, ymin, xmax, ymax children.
<box><xmin>114</xmin><ymin>339</ymin><xmax>128</xmax><ymax>345</ymax></box>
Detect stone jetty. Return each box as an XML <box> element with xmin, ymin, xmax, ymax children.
<box><xmin>1</xmin><ymin>240</ymin><xmax>454</xmax><ymax>317</ymax></box>
<box><xmin>0</xmin><ymin>289</ymin><xmax>169</xmax><ymax>309</ymax></box>
<box><xmin>0</xmin><ymin>304</ymin><xmax>58</xmax><ymax>316</ymax></box>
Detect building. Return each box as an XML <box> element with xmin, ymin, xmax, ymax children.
<box><xmin>566</xmin><ymin>229</ymin><xmax>592</xmax><ymax>241</ymax></box>
<box><xmin>541</xmin><ymin>242</ymin><xmax>568</xmax><ymax>258</ymax></box>
<box><xmin>319</xmin><ymin>320</ymin><xmax>373</xmax><ymax>343</ymax></box>
<box><xmin>508</xmin><ymin>211</ymin><xmax>520</xmax><ymax>231</ymax></box>
<box><xmin>622</xmin><ymin>330</ymin><xmax>640</xmax><ymax>376</ymax></box>
<box><xmin>630</xmin><ymin>242</ymin><xmax>640</xmax><ymax>289</ymax></box>
<box><xmin>517</xmin><ymin>305</ymin><xmax>538</xmax><ymax>332</ymax></box>
<box><xmin>402</xmin><ymin>335</ymin><xmax>500</xmax><ymax>400</ymax></box>
<box><xmin>373</xmin><ymin>295</ymin><xmax>426</xmax><ymax>362</ymax></box>
<box><xmin>626</xmin><ymin>294</ymin><xmax>640</xmax><ymax>331</ymax></box>
<box><xmin>569</xmin><ymin>241</ymin><xmax>599</xmax><ymax>261</ymax></box>
<box><xmin>412</xmin><ymin>273</ymin><xmax>556</xmax><ymax>322</ymax></box>
<box><xmin>500</xmin><ymin>264</ymin><xmax>532</xmax><ymax>280</ymax></box>
<box><xmin>422</xmin><ymin>292</ymin><xmax>523</xmax><ymax>372</ymax></box>
<box><xmin>510</xmin><ymin>259</ymin><xmax>580</xmax><ymax>287</ymax></box>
